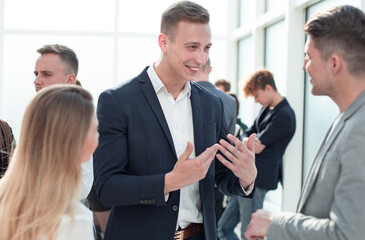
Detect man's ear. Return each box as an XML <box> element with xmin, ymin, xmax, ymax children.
<box><xmin>264</xmin><ymin>84</ymin><xmax>273</xmax><ymax>92</ymax></box>
<box><xmin>158</xmin><ymin>33</ymin><xmax>169</xmax><ymax>52</ymax></box>
<box><xmin>330</xmin><ymin>53</ymin><xmax>342</xmax><ymax>75</ymax></box>
<box><xmin>66</xmin><ymin>74</ymin><xmax>76</xmax><ymax>85</ymax></box>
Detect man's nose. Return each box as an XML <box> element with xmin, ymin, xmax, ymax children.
<box><xmin>302</xmin><ymin>59</ymin><xmax>308</xmax><ymax>71</ymax></box>
<box><xmin>34</xmin><ymin>76</ymin><xmax>43</xmax><ymax>86</ymax></box>
<box><xmin>196</xmin><ymin>50</ymin><xmax>208</xmax><ymax>66</ymax></box>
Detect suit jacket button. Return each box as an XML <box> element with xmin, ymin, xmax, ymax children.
<box><xmin>172</xmin><ymin>205</ymin><xmax>178</xmax><ymax>211</ymax></box>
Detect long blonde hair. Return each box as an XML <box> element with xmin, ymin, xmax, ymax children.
<box><xmin>0</xmin><ymin>85</ymin><xmax>94</xmax><ymax>240</ymax></box>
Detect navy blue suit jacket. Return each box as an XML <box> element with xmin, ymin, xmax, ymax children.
<box><xmin>93</xmin><ymin>67</ymin><xmax>251</xmax><ymax>240</ymax></box>
<box><xmin>245</xmin><ymin>98</ymin><xmax>296</xmax><ymax>190</ymax></box>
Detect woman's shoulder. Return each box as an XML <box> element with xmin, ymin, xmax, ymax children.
<box><xmin>57</xmin><ymin>201</ymin><xmax>94</xmax><ymax>240</ymax></box>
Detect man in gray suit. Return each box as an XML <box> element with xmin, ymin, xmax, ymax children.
<box><xmin>245</xmin><ymin>5</ymin><xmax>365</xmax><ymax>240</ymax></box>
<box><xmin>193</xmin><ymin>58</ymin><xmax>237</xmax><ymax>226</ymax></box>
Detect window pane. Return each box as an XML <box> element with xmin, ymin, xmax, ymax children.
<box><xmin>265</xmin><ymin>0</ymin><xmax>285</xmax><ymax>13</ymax></box>
<box><xmin>119</xmin><ymin>0</ymin><xmax>228</xmax><ymax>35</ymax></box>
<box><xmin>264</xmin><ymin>20</ymin><xmax>285</xmax><ymax>95</ymax></box>
<box><xmin>237</xmin><ymin>36</ymin><xmax>255</xmax><ymax>125</ymax></box>
<box><xmin>238</xmin><ymin>0</ymin><xmax>255</xmax><ymax>28</ymax></box>
<box><xmin>3</xmin><ymin>35</ymin><xmax>114</xmax><ymax>139</ymax></box>
<box><xmin>118</xmin><ymin>37</ymin><xmax>160</xmax><ymax>83</ymax></box>
<box><xmin>4</xmin><ymin>0</ymin><xmax>115</xmax><ymax>31</ymax></box>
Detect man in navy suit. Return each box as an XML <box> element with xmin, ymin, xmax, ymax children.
<box><xmin>93</xmin><ymin>1</ymin><xmax>257</xmax><ymax>240</ymax></box>
<box><xmin>218</xmin><ymin>69</ymin><xmax>296</xmax><ymax>240</ymax></box>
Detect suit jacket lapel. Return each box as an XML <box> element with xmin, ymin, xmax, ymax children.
<box><xmin>190</xmin><ymin>84</ymin><xmax>203</xmax><ymax>156</ymax></box>
<box><xmin>138</xmin><ymin>70</ymin><xmax>177</xmax><ymax>158</ymax></box>
<box><xmin>297</xmin><ymin>121</ymin><xmax>341</xmax><ymax>212</ymax></box>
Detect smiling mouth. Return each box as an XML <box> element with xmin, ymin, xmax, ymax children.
<box><xmin>187</xmin><ymin>66</ymin><xmax>199</xmax><ymax>72</ymax></box>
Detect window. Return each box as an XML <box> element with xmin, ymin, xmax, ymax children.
<box><xmin>0</xmin><ymin>0</ymin><xmax>230</xmax><ymax>139</ymax></box>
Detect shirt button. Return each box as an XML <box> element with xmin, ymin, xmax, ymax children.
<box><xmin>172</xmin><ymin>205</ymin><xmax>178</xmax><ymax>211</ymax></box>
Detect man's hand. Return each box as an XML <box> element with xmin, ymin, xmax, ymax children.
<box><xmin>216</xmin><ymin>133</ymin><xmax>257</xmax><ymax>189</ymax></box>
<box><xmin>244</xmin><ymin>209</ymin><xmax>274</xmax><ymax>240</ymax></box>
<box><xmin>243</xmin><ymin>137</ymin><xmax>266</xmax><ymax>154</ymax></box>
<box><xmin>164</xmin><ymin>142</ymin><xmax>219</xmax><ymax>194</ymax></box>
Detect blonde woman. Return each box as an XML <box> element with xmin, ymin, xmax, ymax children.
<box><xmin>0</xmin><ymin>85</ymin><xmax>98</xmax><ymax>240</ymax></box>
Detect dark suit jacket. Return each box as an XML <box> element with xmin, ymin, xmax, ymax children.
<box><xmin>196</xmin><ymin>81</ymin><xmax>237</xmax><ymax>135</ymax></box>
<box><xmin>245</xmin><ymin>98</ymin><xmax>295</xmax><ymax>190</ymax></box>
<box><xmin>93</xmin><ymin>67</ymin><xmax>251</xmax><ymax>240</ymax></box>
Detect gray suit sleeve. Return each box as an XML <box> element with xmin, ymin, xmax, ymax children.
<box><xmin>267</xmin><ymin>120</ymin><xmax>365</xmax><ymax>240</ymax></box>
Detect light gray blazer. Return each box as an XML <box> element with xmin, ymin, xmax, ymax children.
<box><xmin>196</xmin><ymin>81</ymin><xmax>237</xmax><ymax>135</ymax></box>
<box><xmin>268</xmin><ymin>90</ymin><xmax>365</xmax><ymax>240</ymax></box>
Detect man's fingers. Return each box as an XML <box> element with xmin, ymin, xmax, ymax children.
<box><xmin>179</xmin><ymin>141</ymin><xmax>194</xmax><ymax>161</ymax></box>
<box><xmin>200</xmin><ymin>144</ymin><xmax>219</xmax><ymax>163</ymax></box>
<box><xmin>246</xmin><ymin>133</ymin><xmax>257</xmax><ymax>153</ymax></box>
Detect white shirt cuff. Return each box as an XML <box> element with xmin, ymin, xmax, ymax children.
<box><xmin>241</xmin><ymin>181</ymin><xmax>255</xmax><ymax>195</ymax></box>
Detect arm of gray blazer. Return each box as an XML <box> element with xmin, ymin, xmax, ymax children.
<box><xmin>267</xmin><ymin>123</ymin><xmax>365</xmax><ymax>240</ymax></box>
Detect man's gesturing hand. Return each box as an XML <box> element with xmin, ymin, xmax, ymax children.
<box><xmin>165</xmin><ymin>142</ymin><xmax>219</xmax><ymax>194</ymax></box>
<box><xmin>216</xmin><ymin>133</ymin><xmax>257</xmax><ymax>189</ymax></box>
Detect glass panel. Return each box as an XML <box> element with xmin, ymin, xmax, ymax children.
<box><xmin>3</xmin><ymin>35</ymin><xmax>114</xmax><ymax>139</ymax></box>
<box><xmin>264</xmin><ymin>20</ymin><xmax>286</xmax><ymax>95</ymax></box>
<box><xmin>265</xmin><ymin>0</ymin><xmax>285</xmax><ymax>13</ymax></box>
<box><xmin>4</xmin><ymin>0</ymin><xmax>115</xmax><ymax>31</ymax></box>
<box><xmin>237</xmin><ymin>36</ymin><xmax>255</xmax><ymax>125</ymax></box>
<box><xmin>238</xmin><ymin>0</ymin><xmax>255</xmax><ymax>28</ymax></box>
<box><xmin>118</xmin><ymin>37</ymin><xmax>160</xmax><ymax>83</ymax></box>
<box><xmin>119</xmin><ymin>0</ymin><xmax>228</xmax><ymax>35</ymax></box>
<box><xmin>302</xmin><ymin>0</ymin><xmax>360</xmax><ymax>180</ymax></box>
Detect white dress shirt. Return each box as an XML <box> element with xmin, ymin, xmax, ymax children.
<box><xmin>80</xmin><ymin>157</ymin><xmax>93</xmax><ymax>200</ymax></box>
<box><xmin>56</xmin><ymin>200</ymin><xmax>94</xmax><ymax>240</ymax></box>
<box><xmin>147</xmin><ymin>65</ymin><xmax>202</xmax><ymax>229</ymax></box>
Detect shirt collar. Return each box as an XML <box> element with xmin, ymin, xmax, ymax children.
<box><xmin>147</xmin><ymin>64</ymin><xmax>191</xmax><ymax>98</ymax></box>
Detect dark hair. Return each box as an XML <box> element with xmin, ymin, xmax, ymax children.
<box><xmin>304</xmin><ymin>5</ymin><xmax>365</xmax><ymax>75</ymax></box>
<box><xmin>214</xmin><ymin>79</ymin><xmax>231</xmax><ymax>92</ymax></box>
<box><xmin>37</xmin><ymin>44</ymin><xmax>79</xmax><ymax>77</ymax></box>
<box><xmin>161</xmin><ymin>1</ymin><xmax>209</xmax><ymax>41</ymax></box>
<box><xmin>0</xmin><ymin>120</ymin><xmax>15</xmax><ymax>178</ymax></box>
<box><xmin>243</xmin><ymin>69</ymin><xmax>277</xmax><ymax>97</ymax></box>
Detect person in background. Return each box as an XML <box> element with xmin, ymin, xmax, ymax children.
<box><xmin>245</xmin><ymin>5</ymin><xmax>365</xmax><ymax>239</ymax></box>
<box><xmin>0</xmin><ymin>85</ymin><xmax>96</xmax><ymax>240</ymax></box>
<box><xmin>34</xmin><ymin>44</ymin><xmax>93</xmax><ymax>199</ymax></box>
<box><xmin>214</xmin><ymin>79</ymin><xmax>231</xmax><ymax>94</ymax></box>
<box><xmin>193</xmin><ymin>58</ymin><xmax>237</xmax><ymax>232</ymax></box>
<box><xmin>93</xmin><ymin>1</ymin><xmax>257</xmax><ymax>239</ymax></box>
<box><xmin>229</xmin><ymin>93</ymin><xmax>248</xmax><ymax>139</ymax></box>
<box><xmin>0</xmin><ymin>119</ymin><xmax>15</xmax><ymax>178</ymax></box>
<box><xmin>218</xmin><ymin>69</ymin><xmax>296</xmax><ymax>240</ymax></box>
